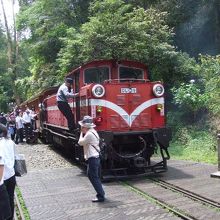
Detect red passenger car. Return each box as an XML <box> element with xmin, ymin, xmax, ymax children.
<box><xmin>22</xmin><ymin>60</ymin><xmax>171</xmax><ymax>179</ymax></box>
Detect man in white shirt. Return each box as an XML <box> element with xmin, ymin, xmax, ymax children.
<box><xmin>15</xmin><ymin>111</ymin><xmax>24</xmax><ymax>144</ymax></box>
<box><xmin>22</xmin><ymin>110</ymin><xmax>33</xmax><ymax>140</ymax></box>
<box><xmin>78</xmin><ymin>116</ymin><xmax>105</xmax><ymax>202</ymax></box>
<box><xmin>56</xmin><ymin>77</ymin><xmax>78</xmax><ymax>132</ymax></box>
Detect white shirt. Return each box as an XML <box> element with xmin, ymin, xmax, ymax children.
<box><xmin>78</xmin><ymin>128</ymin><xmax>100</xmax><ymax>160</ymax></box>
<box><xmin>16</xmin><ymin>116</ymin><xmax>24</xmax><ymax>129</ymax></box>
<box><xmin>56</xmin><ymin>83</ymin><xmax>76</xmax><ymax>102</ymax></box>
<box><xmin>22</xmin><ymin>112</ymin><xmax>32</xmax><ymax>123</ymax></box>
<box><xmin>0</xmin><ymin>142</ymin><xmax>4</xmax><ymax>185</ymax></box>
<box><xmin>0</xmin><ymin>138</ymin><xmax>15</xmax><ymax>180</ymax></box>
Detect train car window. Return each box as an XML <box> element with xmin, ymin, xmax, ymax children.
<box><xmin>84</xmin><ymin>67</ymin><xmax>109</xmax><ymax>84</ymax></box>
<box><xmin>119</xmin><ymin>67</ymin><xmax>144</xmax><ymax>80</ymax></box>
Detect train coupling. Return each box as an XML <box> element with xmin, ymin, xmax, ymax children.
<box><xmin>133</xmin><ymin>157</ymin><xmax>147</xmax><ymax>168</ymax></box>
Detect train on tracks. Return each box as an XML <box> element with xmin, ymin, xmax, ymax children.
<box><xmin>20</xmin><ymin>59</ymin><xmax>171</xmax><ymax>179</ymax></box>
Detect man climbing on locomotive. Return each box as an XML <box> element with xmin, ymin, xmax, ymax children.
<box><xmin>56</xmin><ymin>77</ymin><xmax>78</xmax><ymax>132</ymax></box>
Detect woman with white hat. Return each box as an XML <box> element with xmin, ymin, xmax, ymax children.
<box><xmin>78</xmin><ymin>116</ymin><xmax>105</xmax><ymax>202</ymax></box>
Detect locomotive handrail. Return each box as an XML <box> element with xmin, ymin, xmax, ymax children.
<box><xmin>104</xmin><ymin>79</ymin><xmax>150</xmax><ymax>83</ymax></box>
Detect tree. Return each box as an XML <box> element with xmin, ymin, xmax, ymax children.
<box><xmin>198</xmin><ymin>55</ymin><xmax>220</xmax><ymax>116</ymax></box>
<box><xmin>0</xmin><ymin>25</ymin><xmax>10</xmax><ymax>112</ymax></box>
<box><xmin>0</xmin><ymin>0</ymin><xmax>21</xmax><ymax>104</ymax></box>
<box><xmin>16</xmin><ymin>0</ymin><xmax>91</xmax><ymax>94</ymax></box>
<box><xmin>57</xmin><ymin>0</ymin><xmax>196</xmax><ymax>86</ymax></box>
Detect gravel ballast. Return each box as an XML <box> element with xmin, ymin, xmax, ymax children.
<box><xmin>16</xmin><ymin>141</ymin><xmax>73</xmax><ymax>171</ymax></box>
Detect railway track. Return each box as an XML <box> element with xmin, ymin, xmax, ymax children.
<box><xmin>123</xmin><ymin>178</ymin><xmax>220</xmax><ymax>220</ymax></box>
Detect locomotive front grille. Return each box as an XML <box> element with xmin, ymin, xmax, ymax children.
<box><xmin>132</xmin><ymin>113</ymin><xmax>150</xmax><ymax>128</ymax></box>
<box><xmin>110</xmin><ymin>115</ymin><xmax>129</xmax><ymax>128</ymax></box>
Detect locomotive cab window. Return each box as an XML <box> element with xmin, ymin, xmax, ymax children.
<box><xmin>84</xmin><ymin>67</ymin><xmax>109</xmax><ymax>84</ymax></box>
<box><xmin>119</xmin><ymin>67</ymin><xmax>144</xmax><ymax>80</ymax></box>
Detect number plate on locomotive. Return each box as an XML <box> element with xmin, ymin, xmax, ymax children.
<box><xmin>121</xmin><ymin>88</ymin><xmax>137</xmax><ymax>93</ymax></box>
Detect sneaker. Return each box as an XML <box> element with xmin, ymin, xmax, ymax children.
<box><xmin>92</xmin><ymin>198</ymin><xmax>105</xmax><ymax>203</ymax></box>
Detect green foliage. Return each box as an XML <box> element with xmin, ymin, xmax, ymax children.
<box><xmin>16</xmin><ymin>187</ymin><xmax>30</xmax><ymax>220</ymax></box>
<box><xmin>58</xmin><ymin>0</ymin><xmax>196</xmax><ymax>86</ymax></box>
<box><xmin>16</xmin><ymin>0</ymin><xmax>91</xmax><ymax>94</ymax></box>
<box><xmin>198</xmin><ymin>55</ymin><xmax>220</xmax><ymax>115</ymax></box>
<box><xmin>171</xmin><ymin>81</ymin><xmax>208</xmax><ymax>113</ymax></box>
<box><xmin>170</xmin><ymin>128</ymin><xmax>217</xmax><ymax>164</ymax></box>
<box><xmin>0</xmin><ymin>26</ymin><xmax>12</xmax><ymax>112</ymax></box>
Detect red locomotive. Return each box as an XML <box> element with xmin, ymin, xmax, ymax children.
<box><xmin>21</xmin><ymin>59</ymin><xmax>171</xmax><ymax>179</ymax></box>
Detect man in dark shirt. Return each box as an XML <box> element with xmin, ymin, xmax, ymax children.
<box><xmin>56</xmin><ymin>78</ymin><xmax>78</xmax><ymax>132</ymax></box>
<box><xmin>0</xmin><ymin>113</ymin><xmax>7</xmax><ymax>126</ymax></box>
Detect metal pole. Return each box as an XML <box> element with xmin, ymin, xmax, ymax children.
<box><xmin>211</xmin><ymin>133</ymin><xmax>220</xmax><ymax>178</ymax></box>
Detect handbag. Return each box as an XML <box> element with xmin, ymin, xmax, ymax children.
<box><xmin>14</xmin><ymin>154</ymin><xmax>27</xmax><ymax>177</ymax></box>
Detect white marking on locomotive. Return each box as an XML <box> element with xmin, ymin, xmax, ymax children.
<box><xmin>47</xmin><ymin>102</ymin><xmax>74</xmax><ymax>111</ymax></box>
<box><xmin>90</xmin><ymin>97</ymin><xmax>164</xmax><ymax>126</ymax></box>
<box><xmin>46</xmin><ymin>97</ymin><xmax>164</xmax><ymax>126</ymax></box>
<box><xmin>47</xmin><ymin>106</ymin><xmax>59</xmax><ymax>111</ymax></box>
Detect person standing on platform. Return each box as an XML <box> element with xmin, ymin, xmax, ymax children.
<box><xmin>22</xmin><ymin>110</ymin><xmax>32</xmax><ymax>140</ymax></box>
<box><xmin>56</xmin><ymin>77</ymin><xmax>78</xmax><ymax>132</ymax></box>
<box><xmin>78</xmin><ymin>116</ymin><xmax>105</xmax><ymax>202</ymax></box>
<box><xmin>0</xmin><ymin>123</ymin><xmax>13</xmax><ymax>220</ymax></box>
<box><xmin>15</xmin><ymin>111</ymin><xmax>24</xmax><ymax>144</ymax></box>
<box><xmin>0</xmin><ymin>113</ymin><xmax>7</xmax><ymax>126</ymax></box>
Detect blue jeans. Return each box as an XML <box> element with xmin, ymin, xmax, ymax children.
<box><xmin>87</xmin><ymin>157</ymin><xmax>105</xmax><ymax>199</ymax></box>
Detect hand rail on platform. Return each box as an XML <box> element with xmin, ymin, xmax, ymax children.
<box><xmin>211</xmin><ymin>133</ymin><xmax>220</xmax><ymax>178</ymax></box>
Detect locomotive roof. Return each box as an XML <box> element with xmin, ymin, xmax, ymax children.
<box><xmin>66</xmin><ymin>59</ymin><xmax>148</xmax><ymax>77</ymax></box>
<box><xmin>20</xmin><ymin>86</ymin><xmax>59</xmax><ymax>107</ymax></box>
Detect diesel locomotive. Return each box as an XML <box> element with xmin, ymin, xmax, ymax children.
<box><xmin>20</xmin><ymin>59</ymin><xmax>171</xmax><ymax>179</ymax></box>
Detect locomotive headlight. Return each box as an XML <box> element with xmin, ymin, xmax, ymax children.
<box><xmin>92</xmin><ymin>84</ymin><xmax>105</xmax><ymax>98</ymax></box>
<box><xmin>153</xmin><ymin>84</ymin><xmax>164</xmax><ymax>97</ymax></box>
<box><xmin>157</xmin><ymin>104</ymin><xmax>163</xmax><ymax>111</ymax></box>
<box><xmin>96</xmin><ymin>106</ymin><xmax>102</xmax><ymax>113</ymax></box>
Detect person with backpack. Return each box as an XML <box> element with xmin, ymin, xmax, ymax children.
<box><xmin>78</xmin><ymin>116</ymin><xmax>105</xmax><ymax>202</ymax></box>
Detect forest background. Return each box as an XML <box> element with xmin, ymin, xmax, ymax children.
<box><xmin>0</xmin><ymin>0</ymin><xmax>219</xmax><ymax>163</ymax></box>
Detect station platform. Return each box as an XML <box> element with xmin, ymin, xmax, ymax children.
<box><xmin>16</xmin><ymin>141</ymin><xmax>220</xmax><ymax>220</ymax></box>
<box><xmin>16</xmin><ymin>166</ymin><xmax>178</xmax><ymax>220</ymax></box>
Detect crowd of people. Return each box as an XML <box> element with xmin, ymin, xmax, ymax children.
<box><xmin>0</xmin><ymin>105</ymin><xmax>38</xmax><ymax>144</ymax></box>
<box><xmin>0</xmin><ymin>105</ymin><xmax>38</xmax><ymax>219</ymax></box>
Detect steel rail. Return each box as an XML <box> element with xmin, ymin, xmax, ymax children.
<box><xmin>123</xmin><ymin>181</ymin><xmax>197</xmax><ymax>220</ymax></box>
<box><xmin>151</xmin><ymin>178</ymin><xmax>220</xmax><ymax>209</ymax></box>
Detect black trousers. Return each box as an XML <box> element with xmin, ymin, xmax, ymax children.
<box><xmin>23</xmin><ymin>123</ymin><xmax>32</xmax><ymax>140</ymax></box>
<box><xmin>15</xmin><ymin>128</ymin><xmax>24</xmax><ymax>144</ymax></box>
<box><xmin>0</xmin><ymin>184</ymin><xmax>11</xmax><ymax>220</ymax></box>
<box><xmin>57</xmin><ymin>101</ymin><xmax>75</xmax><ymax>130</ymax></box>
<box><xmin>4</xmin><ymin>175</ymin><xmax>16</xmax><ymax>220</ymax></box>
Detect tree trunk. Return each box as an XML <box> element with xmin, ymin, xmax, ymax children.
<box><xmin>0</xmin><ymin>0</ymin><xmax>21</xmax><ymax>105</ymax></box>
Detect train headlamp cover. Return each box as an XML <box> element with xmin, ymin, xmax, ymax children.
<box><xmin>92</xmin><ymin>84</ymin><xmax>105</xmax><ymax>98</ymax></box>
<box><xmin>153</xmin><ymin>84</ymin><xmax>164</xmax><ymax>97</ymax></box>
